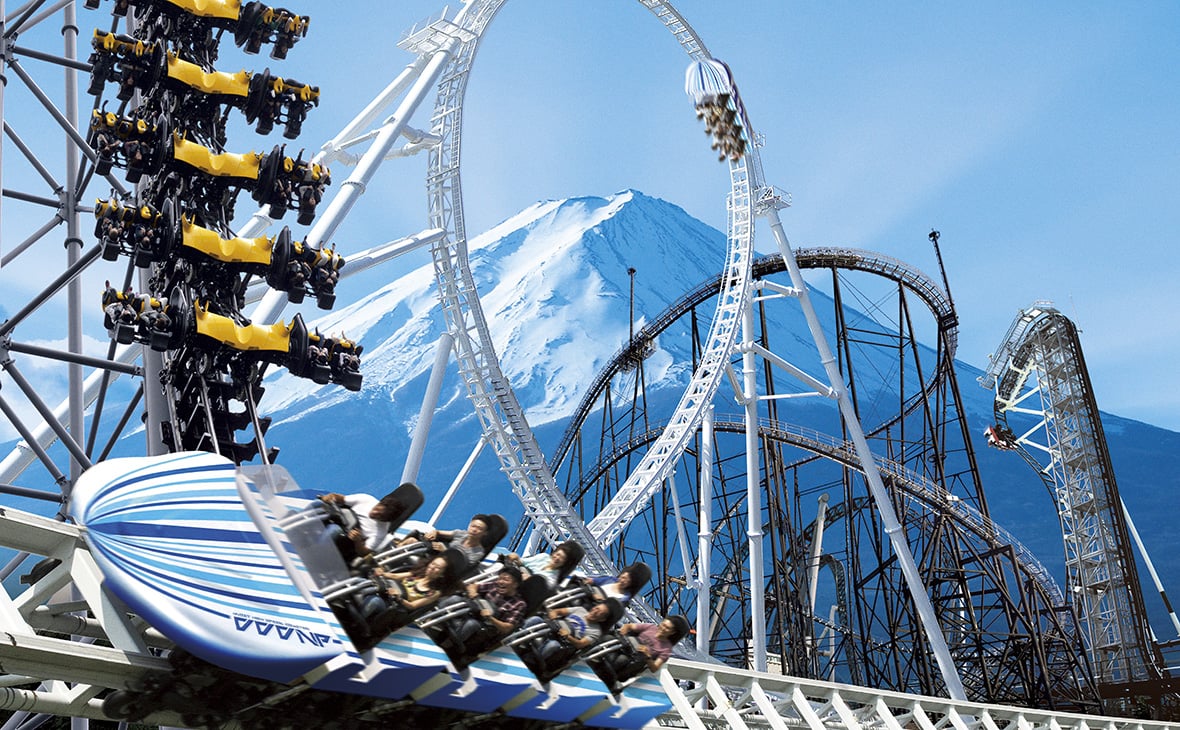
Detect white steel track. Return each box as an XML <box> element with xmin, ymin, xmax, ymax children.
<box><xmin>982</xmin><ymin>304</ymin><xmax>1161</xmax><ymax>689</ymax></box>
<box><xmin>658</xmin><ymin>658</ymin><xmax>1174</xmax><ymax>730</ymax></box>
<box><xmin>418</xmin><ymin>0</ymin><xmax>754</xmax><ymax>582</ymax></box>
<box><xmin>417</xmin><ymin>0</ymin><xmax>965</xmax><ymax>697</ymax></box>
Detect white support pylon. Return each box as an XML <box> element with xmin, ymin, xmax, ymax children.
<box><xmin>761</xmin><ymin>204</ymin><xmax>967</xmax><ymax>700</ymax></box>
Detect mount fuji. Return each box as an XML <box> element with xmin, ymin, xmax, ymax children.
<box><xmin>258</xmin><ymin>189</ymin><xmax>1180</xmax><ymax>632</ymax></box>
<box><xmin>258</xmin><ymin>190</ymin><xmax>735</xmax><ymax>512</ymax></box>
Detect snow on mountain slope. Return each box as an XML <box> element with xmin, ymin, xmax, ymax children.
<box><xmin>261</xmin><ymin>189</ymin><xmax>725</xmax><ymax>428</ymax></box>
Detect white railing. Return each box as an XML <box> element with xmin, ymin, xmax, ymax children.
<box><xmin>660</xmin><ymin>659</ymin><xmax>1178</xmax><ymax>730</ymax></box>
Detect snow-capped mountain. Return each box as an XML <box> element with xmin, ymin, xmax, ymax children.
<box><xmin>259</xmin><ymin>190</ymin><xmax>732</xmax><ymax>504</ymax></box>
<box><xmin>262</xmin><ymin>190</ymin><xmax>724</xmax><ymax>428</ymax></box>
<box><xmin>260</xmin><ymin>189</ymin><xmax>1180</xmax><ymax>633</ymax></box>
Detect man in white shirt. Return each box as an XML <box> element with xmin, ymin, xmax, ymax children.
<box><xmin>319</xmin><ymin>490</ymin><xmax>405</xmax><ymax>558</ymax></box>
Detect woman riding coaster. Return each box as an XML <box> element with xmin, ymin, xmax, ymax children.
<box><xmin>542</xmin><ymin>559</ymin><xmax>648</xmax><ymax>621</ymax></box>
<box><xmin>511</xmin><ymin>596</ymin><xmax>624</xmax><ymax>682</ymax></box>
<box><xmin>504</xmin><ymin>539</ymin><xmax>585</xmax><ymax>590</ymax></box>
<box><xmin>336</xmin><ymin>549</ymin><xmax>466</xmax><ymax>650</ymax></box>
<box><xmin>587</xmin><ymin>614</ymin><xmax>692</xmax><ymax>691</ymax></box>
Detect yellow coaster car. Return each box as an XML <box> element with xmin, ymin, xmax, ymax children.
<box><xmin>188</xmin><ymin>305</ymin><xmax>362</xmax><ymax>391</ymax></box>
<box><xmin>88</xmin><ymin>31</ymin><xmax>318</xmax><ymax>139</ymax></box>
<box><xmin>83</xmin><ymin>0</ymin><xmax>309</xmax><ymax>60</ymax></box>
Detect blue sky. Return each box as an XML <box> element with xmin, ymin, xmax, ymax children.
<box><xmin>293</xmin><ymin>1</ymin><xmax>1180</xmax><ymax>431</ymax></box>
<box><xmin>3</xmin><ymin>1</ymin><xmax>1177</xmax><ymax>432</ymax></box>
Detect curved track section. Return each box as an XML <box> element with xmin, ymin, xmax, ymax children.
<box><xmin>421</xmin><ymin>0</ymin><xmax>754</xmax><ymax>569</ymax></box>
<box><xmin>592</xmin><ymin>417</ymin><xmax>1061</xmax><ymax>602</ymax></box>
<box><xmin>565</xmin><ymin>415</ymin><xmax>1096</xmax><ymax>707</ymax></box>
<box><xmin>549</xmin><ymin>243</ymin><xmax>986</xmax><ymax>529</ymax></box>
<box><xmin>421</xmin><ymin>0</ymin><xmax>605</xmax><ymax>570</ymax></box>
<box><xmin>982</xmin><ymin>303</ymin><xmax>1162</xmax><ymax>694</ymax></box>
<box><xmin>544</xmin><ymin>247</ymin><xmax>1101</xmax><ymax>707</ymax></box>
<box><xmin>549</xmin><ymin>246</ymin><xmax>959</xmax><ymax>473</ymax></box>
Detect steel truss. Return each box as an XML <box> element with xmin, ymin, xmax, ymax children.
<box><xmin>0</xmin><ymin>0</ymin><xmax>444</xmax><ymax>724</ymax></box>
<box><xmin>548</xmin><ymin>251</ymin><xmax>1098</xmax><ymax>710</ymax></box>
<box><xmin>982</xmin><ymin>303</ymin><xmax>1167</xmax><ymax>707</ymax></box>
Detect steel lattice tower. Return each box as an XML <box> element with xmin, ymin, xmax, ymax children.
<box><xmin>984</xmin><ymin>304</ymin><xmax>1164</xmax><ymax>704</ymax></box>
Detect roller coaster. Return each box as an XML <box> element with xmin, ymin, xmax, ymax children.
<box><xmin>0</xmin><ymin>1</ymin><xmax>1177</xmax><ymax>728</ymax></box>
<box><xmin>547</xmin><ymin>250</ymin><xmax>1096</xmax><ymax>708</ymax></box>
<box><xmin>980</xmin><ymin>303</ymin><xmax>1178</xmax><ymax>709</ymax></box>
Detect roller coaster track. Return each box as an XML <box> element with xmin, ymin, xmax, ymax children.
<box><xmin>418</xmin><ymin>7</ymin><xmax>970</xmax><ymax>697</ymax></box>
<box><xmin>543</xmin><ymin>242</ymin><xmax>1107</xmax><ymax>706</ymax></box>
<box><xmin>549</xmin><ymin>246</ymin><xmax>960</xmax><ymax>474</ymax></box>
<box><xmin>560</xmin><ymin>415</ymin><xmax>1097</xmax><ymax>705</ymax></box>
<box><xmin>418</xmin><ymin>0</ymin><xmax>753</xmax><ymax>583</ymax></box>
<box><xmin>582</xmin><ymin>417</ymin><xmax>1062</xmax><ymax>606</ymax></box>
<box><xmin>981</xmin><ymin>303</ymin><xmax>1164</xmax><ymax>695</ymax></box>
<box><xmin>414</xmin><ymin>0</ymin><xmax>981</xmax><ymax>688</ymax></box>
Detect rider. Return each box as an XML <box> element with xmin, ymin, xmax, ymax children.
<box><xmin>318</xmin><ymin>488</ymin><xmax>409</xmax><ymax>560</ymax></box>
<box><xmin>587</xmin><ymin>614</ymin><xmax>691</xmax><ymax>691</ymax></box>
<box><xmin>580</xmin><ymin>562</ymin><xmax>651</xmax><ymax>605</ymax></box>
<box><xmin>441</xmin><ymin>564</ymin><xmax>529</xmax><ymax>654</ymax></box>
<box><xmin>614</xmin><ymin>615</ymin><xmax>691</xmax><ymax>674</ymax></box>
<box><xmin>419</xmin><ymin>514</ymin><xmax>494</xmax><ymax>566</ymax></box>
<box><xmin>518</xmin><ymin>597</ymin><xmax>623</xmax><ymax>678</ymax></box>
<box><xmin>505</xmin><ymin>540</ymin><xmax>584</xmax><ymax>590</ymax></box>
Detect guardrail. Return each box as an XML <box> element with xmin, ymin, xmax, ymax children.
<box><xmin>660</xmin><ymin>659</ymin><xmax>1176</xmax><ymax>730</ymax></box>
